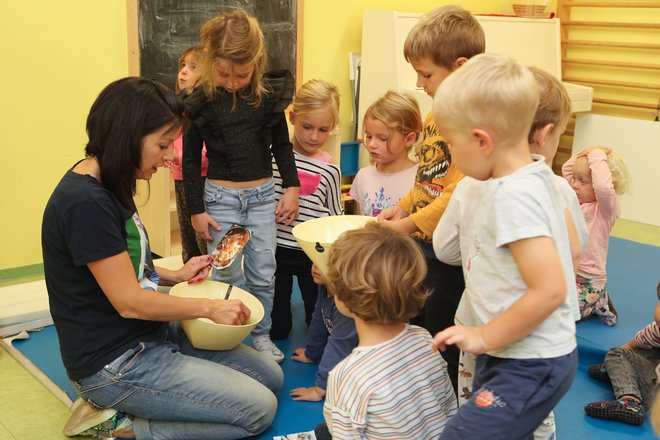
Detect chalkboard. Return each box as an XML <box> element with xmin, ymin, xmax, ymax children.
<box><xmin>137</xmin><ymin>0</ymin><xmax>297</xmax><ymax>90</ymax></box>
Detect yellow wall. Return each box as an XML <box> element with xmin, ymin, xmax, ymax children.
<box><xmin>0</xmin><ymin>0</ymin><xmax>557</xmax><ymax>270</ymax></box>
<box><xmin>0</xmin><ymin>2</ymin><xmax>129</xmax><ymax>269</ymax></box>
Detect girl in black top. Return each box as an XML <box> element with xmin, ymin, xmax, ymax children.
<box><xmin>183</xmin><ymin>9</ymin><xmax>300</xmax><ymax>363</ymax></box>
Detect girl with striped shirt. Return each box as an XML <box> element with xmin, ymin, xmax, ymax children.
<box><xmin>271</xmin><ymin>80</ymin><xmax>343</xmax><ymax>340</ymax></box>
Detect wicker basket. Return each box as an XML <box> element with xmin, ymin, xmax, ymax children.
<box><xmin>512</xmin><ymin>3</ymin><xmax>547</xmax><ymax>18</ymax></box>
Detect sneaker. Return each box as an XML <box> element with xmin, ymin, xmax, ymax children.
<box><xmin>63</xmin><ymin>398</ymin><xmax>133</xmax><ymax>438</ymax></box>
<box><xmin>584</xmin><ymin>398</ymin><xmax>645</xmax><ymax>425</ymax></box>
<box><xmin>252</xmin><ymin>334</ymin><xmax>285</xmax><ymax>363</ymax></box>
<box><xmin>587</xmin><ymin>363</ymin><xmax>610</xmax><ymax>382</ymax></box>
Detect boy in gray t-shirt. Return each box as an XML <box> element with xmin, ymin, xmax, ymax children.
<box><xmin>431</xmin><ymin>53</ymin><xmax>578</xmax><ymax>440</ymax></box>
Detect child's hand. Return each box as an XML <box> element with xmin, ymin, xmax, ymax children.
<box><xmin>581</xmin><ymin>146</ymin><xmax>611</xmax><ymax>157</ymax></box>
<box><xmin>191</xmin><ymin>212</ymin><xmax>221</xmax><ymax>242</ymax></box>
<box><xmin>291</xmin><ymin>347</ymin><xmax>314</xmax><ymax>364</ymax></box>
<box><xmin>433</xmin><ymin>325</ymin><xmax>488</xmax><ymax>355</ymax></box>
<box><xmin>311</xmin><ymin>265</ymin><xmax>326</xmax><ymax>285</ymax></box>
<box><xmin>378</xmin><ymin>205</ymin><xmax>408</xmax><ymax>221</ymax></box>
<box><xmin>380</xmin><ymin>218</ymin><xmax>418</xmax><ymax>235</ymax></box>
<box><xmin>275</xmin><ymin>187</ymin><xmax>300</xmax><ymax>226</ymax></box>
<box><xmin>290</xmin><ymin>386</ymin><xmax>326</xmax><ymax>402</ymax></box>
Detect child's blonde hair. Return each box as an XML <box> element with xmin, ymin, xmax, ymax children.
<box><xmin>176</xmin><ymin>46</ymin><xmax>202</xmax><ymax>93</ymax></box>
<box><xmin>404</xmin><ymin>5</ymin><xmax>485</xmax><ymax>68</ymax></box>
<box><xmin>434</xmin><ymin>53</ymin><xmax>539</xmax><ymax>149</ymax></box>
<box><xmin>196</xmin><ymin>9</ymin><xmax>268</xmax><ymax>105</ymax></box>
<box><xmin>292</xmin><ymin>79</ymin><xmax>340</xmax><ymax>129</ymax></box>
<box><xmin>326</xmin><ymin>222</ymin><xmax>428</xmax><ymax>324</ymax></box>
<box><xmin>363</xmin><ymin>90</ymin><xmax>422</xmax><ymax>152</ymax></box>
<box><xmin>607</xmin><ymin>148</ymin><xmax>630</xmax><ymax>195</ymax></box>
<box><xmin>528</xmin><ymin>66</ymin><xmax>571</xmax><ymax>143</ymax></box>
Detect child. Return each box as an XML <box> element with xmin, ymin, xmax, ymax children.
<box><xmin>434</xmin><ymin>66</ymin><xmax>588</xmax><ymax>439</ymax></box>
<box><xmin>270</xmin><ymin>79</ymin><xmax>343</xmax><ymax>340</ymax></box>
<box><xmin>377</xmin><ymin>5</ymin><xmax>485</xmax><ymax>393</ymax></box>
<box><xmin>584</xmin><ymin>281</ymin><xmax>660</xmax><ymax>425</ymax></box>
<box><xmin>562</xmin><ymin>145</ymin><xmax>630</xmax><ymax>325</ymax></box>
<box><xmin>182</xmin><ymin>9</ymin><xmax>300</xmax><ymax>363</ymax></box>
<box><xmin>349</xmin><ymin>90</ymin><xmax>420</xmax><ymax>216</ymax></box>
<box><xmin>432</xmin><ymin>53</ymin><xmax>578</xmax><ymax>440</ymax></box>
<box><xmin>289</xmin><ymin>265</ymin><xmax>358</xmax><ymax>402</ymax></box>
<box><xmin>315</xmin><ymin>222</ymin><xmax>456</xmax><ymax>440</ymax></box>
<box><xmin>169</xmin><ymin>46</ymin><xmax>209</xmax><ymax>263</ymax></box>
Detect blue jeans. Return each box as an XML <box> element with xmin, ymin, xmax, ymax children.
<box><xmin>74</xmin><ymin>322</ymin><xmax>283</xmax><ymax>440</ymax></box>
<box><xmin>204</xmin><ymin>179</ymin><xmax>277</xmax><ymax>335</ymax></box>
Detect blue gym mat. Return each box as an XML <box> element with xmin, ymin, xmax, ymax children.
<box><xmin>10</xmin><ymin>236</ymin><xmax>660</xmax><ymax>439</ymax></box>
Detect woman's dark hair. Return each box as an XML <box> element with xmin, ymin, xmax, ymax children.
<box><xmin>85</xmin><ymin>77</ymin><xmax>186</xmax><ymax>209</ymax></box>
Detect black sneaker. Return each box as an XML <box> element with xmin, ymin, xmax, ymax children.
<box><xmin>584</xmin><ymin>398</ymin><xmax>645</xmax><ymax>425</ymax></box>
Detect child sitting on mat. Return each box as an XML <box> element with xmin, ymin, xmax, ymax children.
<box><xmin>289</xmin><ymin>264</ymin><xmax>358</xmax><ymax>402</ymax></box>
<box><xmin>316</xmin><ymin>222</ymin><xmax>456</xmax><ymax>440</ymax></box>
<box><xmin>584</xmin><ymin>281</ymin><xmax>660</xmax><ymax>425</ymax></box>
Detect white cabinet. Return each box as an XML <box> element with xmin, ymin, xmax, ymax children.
<box><xmin>135</xmin><ymin>172</ymin><xmax>180</xmax><ymax>258</ymax></box>
<box><xmin>358</xmin><ymin>10</ymin><xmax>593</xmax><ymax>166</ymax></box>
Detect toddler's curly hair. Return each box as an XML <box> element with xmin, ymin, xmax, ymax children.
<box><xmin>606</xmin><ymin>148</ymin><xmax>630</xmax><ymax>195</ymax></box>
<box><xmin>326</xmin><ymin>222</ymin><xmax>429</xmax><ymax>324</ymax></box>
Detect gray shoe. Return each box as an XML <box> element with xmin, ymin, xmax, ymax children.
<box><xmin>63</xmin><ymin>398</ymin><xmax>119</xmax><ymax>437</ymax></box>
<box><xmin>252</xmin><ymin>334</ymin><xmax>285</xmax><ymax>363</ymax></box>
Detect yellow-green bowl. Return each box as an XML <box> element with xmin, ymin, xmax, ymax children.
<box><xmin>292</xmin><ymin>215</ymin><xmax>375</xmax><ymax>276</ymax></box>
<box><xmin>169</xmin><ymin>281</ymin><xmax>264</xmax><ymax>350</ymax></box>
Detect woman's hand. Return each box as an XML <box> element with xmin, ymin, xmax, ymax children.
<box><xmin>275</xmin><ymin>186</ymin><xmax>299</xmax><ymax>226</ymax></box>
<box><xmin>290</xmin><ymin>386</ymin><xmax>326</xmax><ymax>402</ymax></box>
<box><xmin>156</xmin><ymin>255</ymin><xmax>211</xmax><ymax>286</ymax></box>
<box><xmin>291</xmin><ymin>347</ymin><xmax>314</xmax><ymax>364</ymax></box>
<box><xmin>191</xmin><ymin>212</ymin><xmax>221</xmax><ymax>242</ymax></box>
<box><xmin>208</xmin><ymin>299</ymin><xmax>251</xmax><ymax>325</ymax></box>
<box><xmin>177</xmin><ymin>255</ymin><xmax>211</xmax><ymax>284</ymax></box>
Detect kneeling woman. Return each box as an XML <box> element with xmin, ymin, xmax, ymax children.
<box><xmin>42</xmin><ymin>77</ymin><xmax>282</xmax><ymax>440</ymax></box>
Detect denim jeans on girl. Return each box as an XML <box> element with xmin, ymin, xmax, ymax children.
<box><xmin>74</xmin><ymin>322</ymin><xmax>283</xmax><ymax>440</ymax></box>
<box><xmin>203</xmin><ymin>179</ymin><xmax>277</xmax><ymax>336</ymax></box>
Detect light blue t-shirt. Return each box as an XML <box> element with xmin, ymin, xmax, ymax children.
<box><xmin>436</xmin><ymin>157</ymin><xmax>577</xmax><ymax>359</ymax></box>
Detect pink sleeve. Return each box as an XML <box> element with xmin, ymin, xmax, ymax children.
<box><xmin>587</xmin><ymin>149</ymin><xmax>618</xmax><ymax>217</ymax></box>
<box><xmin>200</xmin><ymin>144</ymin><xmax>209</xmax><ymax>177</ymax></box>
<box><xmin>170</xmin><ymin>133</ymin><xmax>184</xmax><ymax>180</ymax></box>
<box><xmin>561</xmin><ymin>154</ymin><xmax>575</xmax><ymax>182</ymax></box>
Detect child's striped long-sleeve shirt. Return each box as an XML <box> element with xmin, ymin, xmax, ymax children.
<box><xmin>323</xmin><ymin>324</ymin><xmax>457</xmax><ymax>439</ymax></box>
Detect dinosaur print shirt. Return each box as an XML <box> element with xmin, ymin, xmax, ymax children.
<box><xmin>397</xmin><ymin>111</ymin><xmax>463</xmax><ymax>242</ymax></box>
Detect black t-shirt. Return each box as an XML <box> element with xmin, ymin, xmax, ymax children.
<box><xmin>41</xmin><ymin>169</ymin><xmax>166</xmax><ymax>381</ymax></box>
